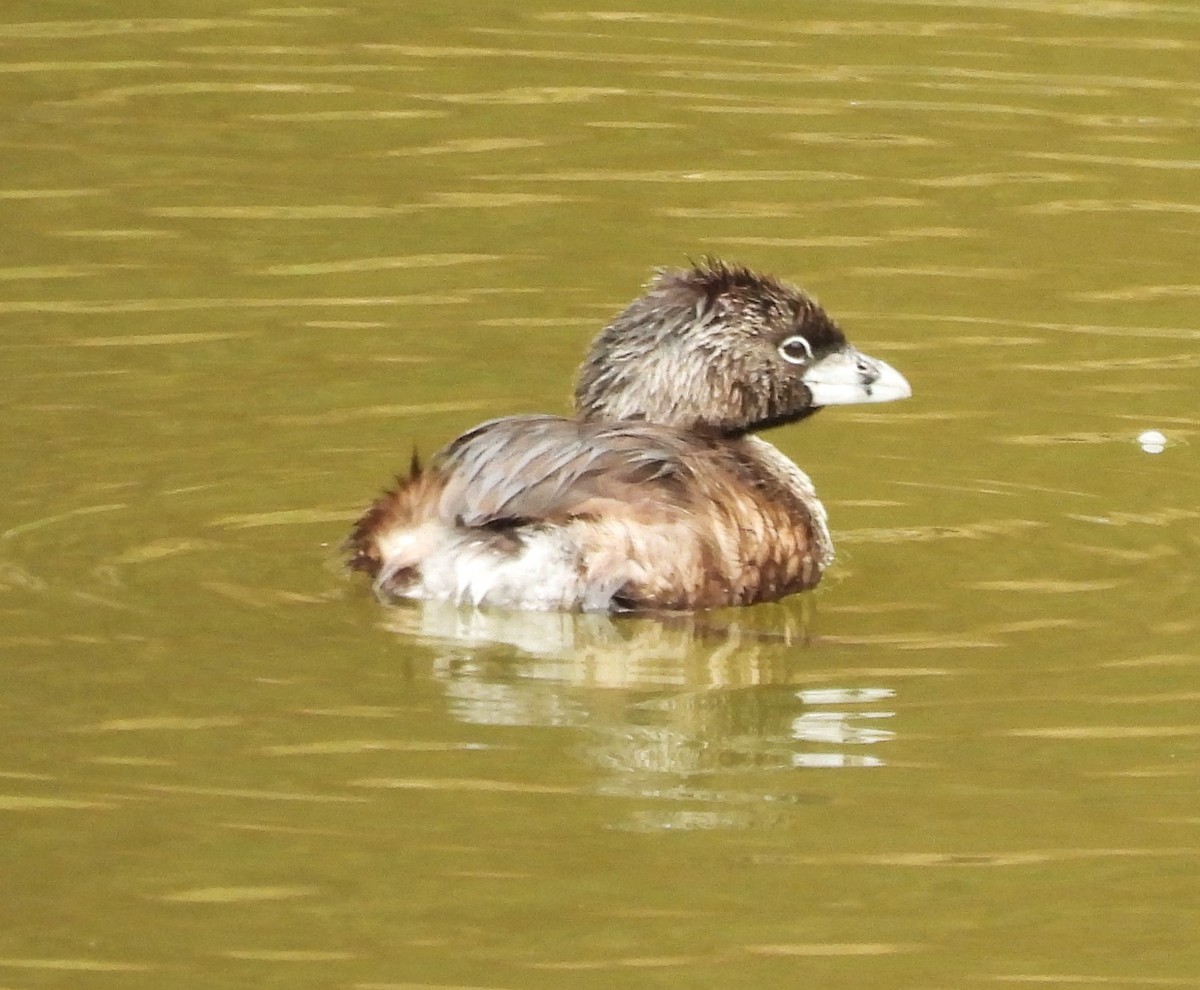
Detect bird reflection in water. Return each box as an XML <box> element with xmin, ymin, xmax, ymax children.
<box><xmin>381</xmin><ymin>601</ymin><xmax>896</xmax><ymax>828</ymax></box>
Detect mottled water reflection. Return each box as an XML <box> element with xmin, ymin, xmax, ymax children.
<box><xmin>379</xmin><ymin>602</ymin><xmax>898</xmax><ymax>823</ymax></box>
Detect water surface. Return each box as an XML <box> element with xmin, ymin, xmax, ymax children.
<box><xmin>2</xmin><ymin>1</ymin><xmax>1198</xmax><ymax>988</ymax></box>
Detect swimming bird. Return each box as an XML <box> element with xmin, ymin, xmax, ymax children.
<box><xmin>346</xmin><ymin>261</ymin><xmax>910</xmax><ymax>611</ymax></box>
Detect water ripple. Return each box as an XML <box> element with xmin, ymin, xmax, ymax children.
<box><xmin>839</xmin><ymin>519</ymin><xmax>1046</xmax><ymax>544</ymax></box>
<box><xmin>534</xmin><ymin>12</ymin><xmax>993</xmax><ymax>37</ymax></box>
<box><xmin>208</xmin><ymin>508</ymin><xmax>351</xmax><ymax>529</ymax></box>
<box><xmin>0</xmin><ymin>795</ymin><xmax>115</xmax><ymax>810</ymax></box>
<box><xmin>73</xmin><ymin>331</ymin><xmax>250</xmax><ymax>346</ymax></box>
<box><xmin>0</xmin><ymin>957</ymin><xmax>152</xmax><ymax>972</ymax></box>
<box><xmin>820</xmin><ymin>633</ymin><xmax>1001</xmax><ymax>650</ymax></box>
<box><xmin>248</xmin><ymin>109</ymin><xmax>445</xmax><ymax>121</ymax></box>
<box><xmin>971</xmin><ymin>579</ymin><xmax>1123</xmax><ymax>593</ymax></box>
<box><xmin>258</xmin><ymin>252</ymin><xmax>503</xmax><ymax>275</ymax></box>
<box><xmin>476</xmin><ymin>168</ymin><xmax>863</xmax><ymax>182</ymax></box>
<box><xmin>427</xmin><ymin>192</ymin><xmax>575</xmax><ymax>207</ymax></box>
<box><xmin>0</xmin><ymin>294</ymin><xmax>464</xmax><ymax>314</ymax></box>
<box><xmin>1023</xmin><ymin>198</ymin><xmax>1200</xmax><ymax>215</ymax></box>
<box><xmin>1018</xmin><ymin>352</ymin><xmax>1200</xmax><ymax>371</ymax></box>
<box><xmin>1023</xmin><ymin>151</ymin><xmax>1200</xmax><ymax>170</ymax></box>
<box><xmin>717</xmin><ymin>228</ymin><xmax>974</xmax><ymax>250</ymax></box>
<box><xmin>885</xmin><ymin>313</ymin><xmax>1200</xmax><ymax>341</ymax></box>
<box><xmin>266</xmin><ymin>400</ymin><xmax>495</xmax><ymax>426</ymax></box>
<box><xmin>160</xmin><ymin>886</ymin><xmax>318</xmax><ymax>903</ymax></box>
<box><xmin>745</xmin><ymin>943</ymin><xmax>919</xmax><ymax>957</ymax></box>
<box><xmin>75</xmin><ymin>716</ymin><xmax>242</xmax><ymax>732</ymax></box>
<box><xmin>0</xmin><ymin>187</ymin><xmax>102</xmax><ymax>199</ymax></box>
<box><xmin>1001</xmin><ymin>431</ymin><xmax>1161</xmax><ymax>446</ymax></box>
<box><xmin>137</xmin><ymin>783</ymin><xmax>368</xmax><ymax>803</ymax></box>
<box><xmin>1072</xmin><ymin>285</ymin><xmax>1200</xmax><ymax>302</ymax></box>
<box><xmin>1009</xmin><ymin>725</ymin><xmax>1200</xmax><ymax>740</ymax></box>
<box><xmin>52</xmin><ymin>82</ymin><xmax>355</xmax><ymax>106</ymax></box>
<box><xmin>1010</xmin><ymin>32</ymin><xmax>1200</xmax><ymax>51</ymax></box>
<box><xmin>417</xmin><ymin>85</ymin><xmax>626</xmax><ymax>104</ymax></box>
<box><xmin>352</xmin><ymin>776</ymin><xmax>577</xmax><ymax>795</ymax></box>
<box><xmin>263</xmin><ymin>740</ymin><xmax>488</xmax><ymax>756</ymax></box>
<box><xmin>851</xmin><ymin>265</ymin><xmax>1025</xmax><ymax>279</ymax></box>
<box><xmin>990</xmin><ymin>975</ymin><xmax>1199</xmax><ymax>986</ymax></box>
<box><xmin>749</xmin><ymin>847</ymin><xmax>1196</xmax><ymax>868</ymax></box>
<box><xmin>183</xmin><ymin>43</ymin><xmax>347</xmax><ymax>55</ymax></box>
<box><xmin>784</xmin><ymin>131</ymin><xmax>942</xmax><ymax>147</ymax></box>
<box><xmin>0</xmin><ymin>18</ymin><xmax>266</xmax><ymax>39</ymax></box>
<box><xmin>149</xmin><ymin>204</ymin><xmax>416</xmax><ymax>219</ymax></box>
<box><xmin>223</xmin><ymin>950</ymin><xmax>354</xmax><ymax>962</ymax></box>
<box><xmin>385</xmin><ymin>137</ymin><xmax>544</xmax><ymax>156</ymax></box>
<box><xmin>1101</xmin><ymin>651</ymin><xmax>1196</xmax><ymax>669</ymax></box>
<box><xmin>914</xmin><ymin>170</ymin><xmax>1079</xmax><ymax>187</ymax></box>
<box><xmin>716</xmin><ymin>235</ymin><xmax>890</xmax><ymax>249</ymax></box>
<box><xmin>56</xmin><ymin>228</ymin><xmax>179</xmax><ymax>239</ymax></box>
<box><xmin>0</xmin><ymin>264</ymin><xmax>129</xmax><ymax>281</ymax></box>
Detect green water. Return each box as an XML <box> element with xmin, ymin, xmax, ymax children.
<box><xmin>2</xmin><ymin>1</ymin><xmax>1198</xmax><ymax>987</ymax></box>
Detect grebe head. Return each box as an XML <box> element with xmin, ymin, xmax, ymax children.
<box><xmin>574</xmin><ymin>260</ymin><xmax>911</xmax><ymax>435</ymax></box>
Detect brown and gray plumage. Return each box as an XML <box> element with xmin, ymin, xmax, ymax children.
<box><xmin>346</xmin><ymin>261</ymin><xmax>911</xmax><ymax>611</ymax></box>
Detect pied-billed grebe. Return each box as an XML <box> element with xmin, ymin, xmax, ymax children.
<box><xmin>347</xmin><ymin>261</ymin><xmax>910</xmax><ymax>611</ymax></box>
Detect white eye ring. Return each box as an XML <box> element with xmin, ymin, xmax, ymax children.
<box><xmin>778</xmin><ymin>335</ymin><xmax>814</xmax><ymax>365</ymax></box>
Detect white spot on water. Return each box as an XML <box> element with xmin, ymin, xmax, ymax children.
<box><xmin>1137</xmin><ymin>429</ymin><xmax>1167</xmax><ymax>454</ymax></box>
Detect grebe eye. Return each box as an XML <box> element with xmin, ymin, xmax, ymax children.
<box><xmin>778</xmin><ymin>335</ymin><xmax>814</xmax><ymax>365</ymax></box>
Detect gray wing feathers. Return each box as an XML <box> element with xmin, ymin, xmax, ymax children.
<box><xmin>435</xmin><ymin>415</ymin><xmax>696</xmax><ymax>528</ymax></box>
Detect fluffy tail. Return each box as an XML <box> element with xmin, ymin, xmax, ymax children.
<box><xmin>344</xmin><ymin>450</ymin><xmax>431</xmax><ymax>579</ymax></box>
